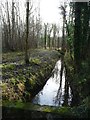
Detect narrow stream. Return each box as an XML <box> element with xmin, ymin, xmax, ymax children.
<box><xmin>32</xmin><ymin>60</ymin><xmax>72</xmax><ymax>106</ymax></box>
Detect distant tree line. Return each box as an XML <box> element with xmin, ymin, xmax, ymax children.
<box><xmin>1</xmin><ymin>0</ymin><xmax>62</xmax><ymax>53</ymax></box>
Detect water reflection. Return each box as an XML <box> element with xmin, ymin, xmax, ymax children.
<box><xmin>32</xmin><ymin>60</ymin><xmax>71</xmax><ymax>106</ymax></box>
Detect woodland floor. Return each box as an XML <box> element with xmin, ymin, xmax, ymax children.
<box><xmin>1</xmin><ymin>49</ymin><xmax>60</xmax><ymax>101</ymax></box>
<box><xmin>1</xmin><ymin>49</ymin><xmax>89</xmax><ymax>119</ymax></box>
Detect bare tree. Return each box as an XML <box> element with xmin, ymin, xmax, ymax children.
<box><xmin>44</xmin><ymin>23</ymin><xmax>47</xmax><ymax>49</ymax></box>
<box><xmin>57</xmin><ymin>28</ymin><xmax>60</xmax><ymax>50</ymax></box>
<box><xmin>1</xmin><ymin>0</ymin><xmax>42</xmax><ymax>52</ymax></box>
<box><xmin>11</xmin><ymin>1</ymin><xmax>15</xmax><ymax>50</ymax></box>
<box><xmin>25</xmin><ymin>0</ymin><xmax>30</xmax><ymax>64</ymax></box>
<box><xmin>6</xmin><ymin>1</ymin><xmax>11</xmax><ymax>50</ymax></box>
<box><xmin>47</xmin><ymin>24</ymin><xmax>53</xmax><ymax>49</ymax></box>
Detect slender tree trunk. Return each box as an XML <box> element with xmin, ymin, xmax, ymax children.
<box><xmin>44</xmin><ymin>24</ymin><xmax>47</xmax><ymax>49</ymax></box>
<box><xmin>12</xmin><ymin>1</ymin><xmax>15</xmax><ymax>51</ymax></box>
<box><xmin>48</xmin><ymin>34</ymin><xmax>50</xmax><ymax>49</ymax></box>
<box><xmin>57</xmin><ymin>30</ymin><xmax>60</xmax><ymax>50</ymax></box>
<box><xmin>25</xmin><ymin>1</ymin><xmax>29</xmax><ymax>64</ymax></box>
<box><xmin>59</xmin><ymin>5</ymin><xmax>66</xmax><ymax>92</ymax></box>
<box><xmin>61</xmin><ymin>11</ymin><xmax>66</xmax><ymax>53</ymax></box>
<box><xmin>7</xmin><ymin>2</ymin><xmax>11</xmax><ymax>50</ymax></box>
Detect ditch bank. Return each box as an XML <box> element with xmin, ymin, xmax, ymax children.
<box><xmin>2</xmin><ymin>49</ymin><xmax>60</xmax><ymax>101</ymax></box>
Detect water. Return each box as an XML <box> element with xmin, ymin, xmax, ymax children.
<box><xmin>32</xmin><ymin>60</ymin><xmax>71</xmax><ymax>106</ymax></box>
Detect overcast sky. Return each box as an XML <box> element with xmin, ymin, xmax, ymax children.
<box><xmin>40</xmin><ymin>0</ymin><xmax>60</xmax><ymax>24</ymax></box>
<box><xmin>2</xmin><ymin>0</ymin><xmax>87</xmax><ymax>26</ymax></box>
<box><xmin>0</xmin><ymin>0</ymin><xmax>64</xmax><ymax>24</ymax></box>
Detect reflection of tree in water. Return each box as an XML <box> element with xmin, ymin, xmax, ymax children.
<box><xmin>52</xmin><ymin>60</ymin><xmax>61</xmax><ymax>84</ymax></box>
<box><xmin>54</xmin><ymin>68</ymin><xmax>65</xmax><ymax>106</ymax></box>
<box><xmin>54</xmin><ymin>61</ymin><xmax>72</xmax><ymax>106</ymax></box>
<box><xmin>53</xmin><ymin>3</ymin><xmax>73</xmax><ymax>106</ymax></box>
<box><xmin>52</xmin><ymin>60</ymin><xmax>65</xmax><ymax>106</ymax></box>
<box><xmin>32</xmin><ymin>59</ymin><xmax>72</xmax><ymax>106</ymax></box>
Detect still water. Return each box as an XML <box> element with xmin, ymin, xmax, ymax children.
<box><xmin>32</xmin><ymin>60</ymin><xmax>71</xmax><ymax>106</ymax></box>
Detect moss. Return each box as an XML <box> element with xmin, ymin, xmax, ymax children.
<box><xmin>43</xmin><ymin>107</ymin><xmax>52</xmax><ymax>112</ymax></box>
<box><xmin>30</xmin><ymin>58</ymin><xmax>41</xmax><ymax>65</ymax></box>
<box><xmin>10</xmin><ymin>78</ymin><xmax>17</xmax><ymax>85</ymax></box>
<box><xmin>2</xmin><ymin>100</ymin><xmax>89</xmax><ymax>118</ymax></box>
<box><xmin>17</xmin><ymin>83</ymin><xmax>25</xmax><ymax>92</ymax></box>
<box><xmin>2</xmin><ymin>49</ymin><xmax>60</xmax><ymax>101</ymax></box>
<box><xmin>2</xmin><ymin>100</ymin><xmax>41</xmax><ymax>111</ymax></box>
<box><xmin>56</xmin><ymin>107</ymin><xmax>71</xmax><ymax>115</ymax></box>
<box><xmin>39</xmin><ymin>70</ymin><xmax>44</xmax><ymax>77</ymax></box>
<box><xmin>2</xmin><ymin>64</ymin><xmax>16</xmax><ymax>70</ymax></box>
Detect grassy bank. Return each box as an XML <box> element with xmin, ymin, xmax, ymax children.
<box><xmin>2</xmin><ymin>49</ymin><xmax>60</xmax><ymax>101</ymax></box>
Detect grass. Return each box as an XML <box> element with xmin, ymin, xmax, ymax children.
<box><xmin>1</xmin><ymin>48</ymin><xmax>89</xmax><ymax>119</ymax></box>
<box><xmin>2</xmin><ymin>49</ymin><xmax>60</xmax><ymax>102</ymax></box>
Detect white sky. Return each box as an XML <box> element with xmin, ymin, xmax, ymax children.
<box><xmin>0</xmin><ymin>0</ymin><xmax>63</xmax><ymax>24</ymax></box>
<box><xmin>1</xmin><ymin>0</ymin><xmax>89</xmax><ymax>24</ymax></box>
<box><xmin>40</xmin><ymin>0</ymin><xmax>61</xmax><ymax>24</ymax></box>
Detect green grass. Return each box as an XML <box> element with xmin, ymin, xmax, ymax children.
<box><xmin>2</xmin><ymin>49</ymin><xmax>60</xmax><ymax>101</ymax></box>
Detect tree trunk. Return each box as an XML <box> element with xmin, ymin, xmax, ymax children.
<box><xmin>25</xmin><ymin>1</ymin><xmax>29</xmax><ymax>64</ymax></box>
<box><xmin>12</xmin><ymin>1</ymin><xmax>15</xmax><ymax>51</ymax></box>
<box><xmin>74</xmin><ymin>2</ymin><xmax>82</xmax><ymax>71</ymax></box>
<box><xmin>48</xmin><ymin>34</ymin><xmax>50</xmax><ymax>49</ymax></box>
<box><xmin>44</xmin><ymin>24</ymin><xmax>47</xmax><ymax>49</ymax></box>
